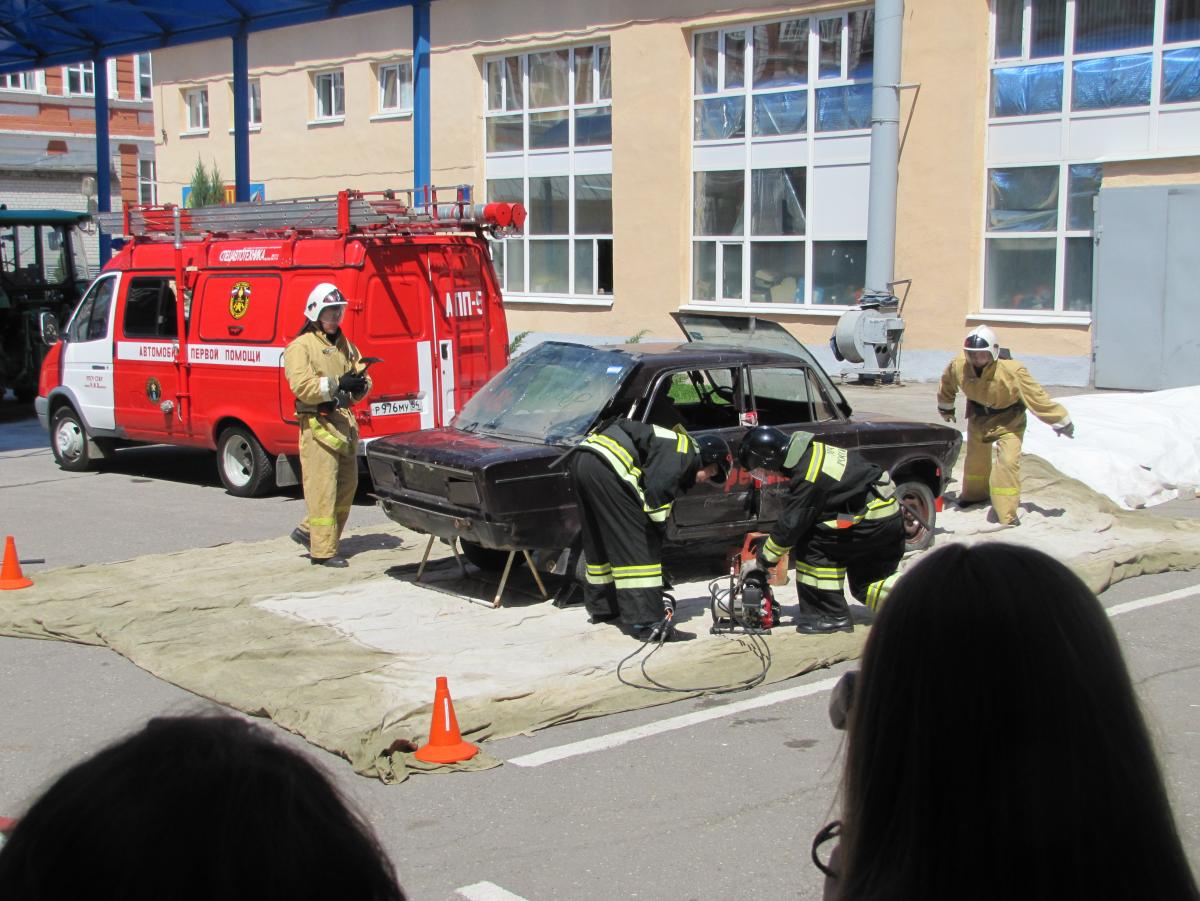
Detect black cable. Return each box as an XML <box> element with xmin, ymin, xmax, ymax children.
<box><xmin>615</xmin><ymin>584</ymin><xmax>773</xmax><ymax>695</ymax></box>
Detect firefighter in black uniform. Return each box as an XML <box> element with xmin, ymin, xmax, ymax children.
<box><xmin>570</xmin><ymin>420</ymin><xmax>731</xmax><ymax>639</ymax></box>
<box><xmin>740</xmin><ymin>426</ymin><xmax>905</xmax><ymax>634</ymax></box>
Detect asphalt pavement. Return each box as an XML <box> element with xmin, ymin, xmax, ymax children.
<box><xmin>1</xmin><ymin>385</ymin><xmax>1197</xmax><ymax>898</ymax></box>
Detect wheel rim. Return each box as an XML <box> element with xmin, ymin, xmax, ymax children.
<box><xmin>221</xmin><ymin>436</ymin><xmax>254</xmax><ymax>488</ymax></box>
<box><xmin>55</xmin><ymin>419</ymin><xmax>84</xmax><ymax>461</ymax></box>
<box><xmin>900</xmin><ymin>490</ymin><xmax>930</xmax><ymax>542</ymax></box>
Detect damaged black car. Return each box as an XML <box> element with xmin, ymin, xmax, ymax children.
<box><xmin>366</xmin><ymin>313</ymin><xmax>961</xmax><ymax>580</ymax></box>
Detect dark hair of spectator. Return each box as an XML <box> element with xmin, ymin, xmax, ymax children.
<box><xmin>0</xmin><ymin>715</ymin><xmax>406</xmax><ymax>901</ymax></box>
<box><xmin>835</xmin><ymin>542</ymin><xmax>1198</xmax><ymax>901</ymax></box>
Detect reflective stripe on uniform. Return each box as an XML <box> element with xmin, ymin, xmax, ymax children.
<box><xmin>965</xmin><ymin>473</ymin><xmax>989</xmax><ymax>481</ymax></box>
<box><xmin>309</xmin><ymin>516</ymin><xmax>336</xmax><ymax>526</ymax></box>
<box><xmin>762</xmin><ymin>535</ymin><xmax>789</xmax><ymax>563</ymax></box>
<box><xmin>865</xmin><ymin>572</ymin><xmax>900</xmax><ymax>611</ymax></box>
<box><xmin>991</xmin><ymin>486</ymin><xmax>1020</xmax><ymax>495</ymax></box>
<box><xmin>818</xmin><ymin>495</ymin><xmax>901</xmax><ymax>529</ymax></box>
<box><xmin>304</xmin><ymin>415</ymin><xmax>349</xmax><ymax>453</ymax></box>
<box><xmin>795</xmin><ymin>560</ymin><xmax>845</xmax><ymax>591</ymax></box>
<box><xmin>612</xmin><ymin>563</ymin><xmax>662</xmax><ymax>590</ymax></box>
<box><xmin>804</xmin><ymin>443</ymin><xmax>825</xmax><ymax>482</ymax></box>
<box><xmin>582</xmin><ymin>433</ymin><xmax>677</xmax><ymax>522</ymax></box>
<box><xmin>645</xmin><ymin>503</ymin><xmax>672</xmax><ymax>523</ymax></box>
<box><xmin>586</xmin><ymin>562</ymin><xmax>614</xmax><ymax>586</ymax></box>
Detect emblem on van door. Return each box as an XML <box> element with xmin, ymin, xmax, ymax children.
<box><xmin>146</xmin><ymin>377</ymin><xmax>162</xmax><ymax>402</ymax></box>
<box><xmin>229</xmin><ymin>281</ymin><xmax>252</xmax><ymax>319</ymax></box>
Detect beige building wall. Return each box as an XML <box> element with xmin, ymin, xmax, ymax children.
<box><xmin>150</xmin><ymin>1</ymin><xmax>1200</xmax><ymax>383</ymax></box>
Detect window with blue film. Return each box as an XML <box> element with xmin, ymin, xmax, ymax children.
<box><xmin>1067</xmin><ymin>165</ymin><xmax>1102</xmax><ymax>230</ymax></box>
<box><xmin>815</xmin><ymin>84</ymin><xmax>872</xmax><ymax>132</ymax></box>
<box><xmin>694</xmin><ymin>96</ymin><xmax>746</xmax><ymax>140</ymax></box>
<box><xmin>1072</xmin><ymin>53</ymin><xmax>1152</xmax><ymax>110</ymax></box>
<box><xmin>988</xmin><ymin>167</ymin><xmax>1059</xmax><ymax>232</ymax></box>
<box><xmin>753</xmin><ymin>91</ymin><xmax>808</xmax><ymax>136</ymax></box>
<box><xmin>1163</xmin><ymin>47</ymin><xmax>1200</xmax><ymax>103</ymax></box>
<box><xmin>991</xmin><ymin>63</ymin><xmax>1064</xmax><ymax>116</ymax></box>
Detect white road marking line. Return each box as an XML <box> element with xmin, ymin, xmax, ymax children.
<box><xmin>508</xmin><ymin>583</ymin><xmax>1199</xmax><ymax>769</ymax></box>
<box><xmin>456</xmin><ymin>881</ymin><xmax>529</xmax><ymax>901</ymax></box>
<box><xmin>508</xmin><ymin>676</ymin><xmax>843</xmax><ymax>767</ymax></box>
<box><xmin>1106</xmin><ymin>584</ymin><xmax>1200</xmax><ymax>618</ymax></box>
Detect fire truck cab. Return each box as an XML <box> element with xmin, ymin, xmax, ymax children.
<box><xmin>35</xmin><ymin>187</ymin><xmax>524</xmax><ymax>496</ymax></box>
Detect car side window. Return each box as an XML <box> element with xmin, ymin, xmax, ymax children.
<box><xmin>748</xmin><ymin>365</ymin><xmax>825</xmax><ymax>425</ymax></box>
<box><xmin>644</xmin><ymin>369</ymin><xmax>741</xmax><ymax>431</ymax></box>
<box><xmin>67</xmin><ymin>276</ymin><xmax>116</xmax><ymax>343</ymax></box>
<box><xmin>123</xmin><ymin>277</ymin><xmax>178</xmax><ymax>339</ymax></box>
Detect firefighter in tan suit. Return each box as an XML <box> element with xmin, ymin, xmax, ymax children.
<box><xmin>937</xmin><ymin>326</ymin><xmax>1074</xmax><ymax>525</ymax></box>
<box><xmin>283</xmin><ymin>283</ymin><xmax>372</xmax><ymax>567</ymax></box>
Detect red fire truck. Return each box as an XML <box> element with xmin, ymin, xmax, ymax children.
<box><xmin>35</xmin><ymin>187</ymin><xmax>525</xmax><ymax>495</ymax></box>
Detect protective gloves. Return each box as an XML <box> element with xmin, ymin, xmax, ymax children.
<box><xmin>337</xmin><ymin>371</ymin><xmax>368</xmax><ymax>395</ymax></box>
<box><xmin>1053</xmin><ymin>419</ymin><xmax>1075</xmax><ymax>439</ymax></box>
<box><xmin>939</xmin><ymin>408</ymin><xmax>956</xmax><ymax>423</ymax></box>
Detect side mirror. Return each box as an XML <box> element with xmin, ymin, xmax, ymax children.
<box><xmin>40</xmin><ymin>311</ymin><xmax>60</xmax><ymax>346</ymax></box>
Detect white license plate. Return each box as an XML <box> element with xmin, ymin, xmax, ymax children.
<box><xmin>370</xmin><ymin>398</ymin><xmax>424</xmax><ymax>416</ymax></box>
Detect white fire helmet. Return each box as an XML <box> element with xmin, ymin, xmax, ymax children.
<box><xmin>963</xmin><ymin>325</ymin><xmax>999</xmax><ymax>362</ymax></box>
<box><xmin>304</xmin><ymin>282</ymin><xmax>348</xmax><ymax>323</ymax></box>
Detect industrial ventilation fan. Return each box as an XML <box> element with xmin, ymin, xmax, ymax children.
<box><xmin>830</xmin><ymin>294</ymin><xmax>905</xmax><ymax>384</ymax></box>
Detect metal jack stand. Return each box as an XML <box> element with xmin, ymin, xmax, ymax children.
<box><xmin>414</xmin><ymin>535</ymin><xmax>549</xmax><ymax>609</ymax></box>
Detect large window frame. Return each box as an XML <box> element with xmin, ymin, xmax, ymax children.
<box><xmin>483</xmin><ymin>43</ymin><xmax>614</xmax><ymax>303</ymax></box>
<box><xmin>376</xmin><ymin>60</ymin><xmax>413</xmax><ymax>117</ymax></box>
<box><xmin>982</xmin><ymin>0</ymin><xmax>1200</xmax><ymax>320</ymax></box>
<box><xmin>134</xmin><ymin>53</ymin><xmax>153</xmax><ymax>101</ymax></box>
<box><xmin>990</xmin><ymin>0</ymin><xmax>1200</xmax><ymax>120</ymax></box>
<box><xmin>0</xmin><ymin>71</ymin><xmax>39</xmax><ymax>92</ymax></box>
<box><xmin>138</xmin><ymin>159</ymin><xmax>158</xmax><ymax>205</ymax></box>
<box><xmin>690</xmin><ymin>10</ymin><xmax>875</xmax><ymax>310</ymax></box>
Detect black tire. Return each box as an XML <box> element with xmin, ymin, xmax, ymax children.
<box><xmin>50</xmin><ymin>405</ymin><xmax>98</xmax><ymax>472</ymax></box>
<box><xmin>895</xmin><ymin>480</ymin><xmax>936</xmax><ymax>552</ymax></box>
<box><xmin>216</xmin><ymin>425</ymin><xmax>274</xmax><ymax>497</ymax></box>
<box><xmin>14</xmin><ymin>386</ymin><xmax>35</xmax><ymax>404</ymax></box>
<box><xmin>459</xmin><ymin>539</ymin><xmax>512</xmax><ymax>572</ymax></box>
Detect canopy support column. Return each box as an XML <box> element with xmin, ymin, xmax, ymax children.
<box><xmin>232</xmin><ymin>30</ymin><xmax>251</xmax><ymax>203</ymax></box>
<box><xmin>93</xmin><ymin>56</ymin><xmax>111</xmax><ymax>265</ymax></box>
<box><xmin>413</xmin><ymin>0</ymin><xmax>431</xmax><ymax>189</ymax></box>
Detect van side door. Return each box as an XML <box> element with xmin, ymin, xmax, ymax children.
<box><xmin>60</xmin><ymin>273</ymin><xmax>119</xmax><ymax>430</ymax></box>
<box><xmin>113</xmin><ymin>274</ymin><xmax>181</xmax><ymax>438</ymax></box>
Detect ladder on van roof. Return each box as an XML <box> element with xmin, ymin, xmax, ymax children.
<box><xmin>96</xmin><ymin>185</ymin><xmax>526</xmax><ymax>240</ymax></box>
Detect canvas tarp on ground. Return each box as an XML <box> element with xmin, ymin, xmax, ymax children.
<box><xmin>4</xmin><ymin>456</ymin><xmax>1200</xmax><ymax>783</ymax></box>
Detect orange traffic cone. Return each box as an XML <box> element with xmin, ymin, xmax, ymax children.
<box><xmin>413</xmin><ymin>676</ymin><xmax>479</xmax><ymax>764</ymax></box>
<box><xmin>0</xmin><ymin>536</ymin><xmax>33</xmax><ymax>590</ymax></box>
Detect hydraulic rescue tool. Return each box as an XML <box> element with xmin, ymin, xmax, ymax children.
<box><xmin>709</xmin><ymin>533</ymin><xmax>783</xmax><ymax>635</ymax></box>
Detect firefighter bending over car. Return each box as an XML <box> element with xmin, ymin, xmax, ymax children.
<box><xmin>938</xmin><ymin>325</ymin><xmax>1074</xmax><ymax>526</ymax></box>
<box><xmin>740</xmin><ymin>426</ymin><xmax>905</xmax><ymax>634</ymax></box>
<box><xmin>283</xmin><ymin>283</ymin><xmax>372</xmax><ymax>568</ymax></box>
<box><xmin>570</xmin><ymin>420</ymin><xmax>732</xmax><ymax>641</ymax></box>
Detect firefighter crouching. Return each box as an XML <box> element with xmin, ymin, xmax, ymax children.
<box><xmin>283</xmin><ymin>283</ymin><xmax>372</xmax><ymax>567</ymax></box>
<box><xmin>740</xmin><ymin>426</ymin><xmax>905</xmax><ymax>634</ymax></box>
<box><xmin>570</xmin><ymin>420</ymin><xmax>732</xmax><ymax>641</ymax></box>
<box><xmin>938</xmin><ymin>325</ymin><xmax>1074</xmax><ymax>526</ymax></box>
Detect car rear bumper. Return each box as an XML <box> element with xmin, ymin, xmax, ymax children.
<box><xmin>375</xmin><ymin>491</ymin><xmax>580</xmax><ymax>551</ymax></box>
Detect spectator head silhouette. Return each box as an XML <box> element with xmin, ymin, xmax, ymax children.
<box><xmin>0</xmin><ymin>714</ymin><xmax>406</xmax><ymax>901</ymax></box>
<box><xmin>830</xmin><ymin>542</ymin><xmax>1197</xmax><ymax>901</ymax></box>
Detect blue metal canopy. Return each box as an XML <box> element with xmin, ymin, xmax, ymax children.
<box><xmin>0</xmin><ymin>0</ymin><xmax>432</xmax><ymax>265</ymax></box>
<box><xmin>0</xmin><ymin>1</ymin><xmax>419</xmax><ymax>73</ymax></box>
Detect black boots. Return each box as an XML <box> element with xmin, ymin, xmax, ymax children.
<box><xmin>796</xmin><ymin>614</ymin><xmax>854</xmax><ymax>634</ymax></box>
<box><xmin>310</xmin><ymin>555</ymin><xmax>349</xmax><ymax>568</ymax></box>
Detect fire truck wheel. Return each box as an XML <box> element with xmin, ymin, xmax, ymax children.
<box><xmin>895</xmin><ymin>479</ymin><xmax>936</xmax><ymax>552</ymax></box>
<box><xmin>217</xmin><ymin>426</ymin><xmax>274</xmax><ymax>497</ymax></box>
<box><xmin>50</xmin><ymin>406</ymin><xmax>100</xmax><ymax>472</ymax></box>
<box><xmin>458</xmin><ymin>539</ymin><xmax>511</xmax><ymax>572</ymax></box>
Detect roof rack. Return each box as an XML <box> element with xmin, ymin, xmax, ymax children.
<box><xmin>97</xmin><ymin>185</ymin><xmax>526</xmax><ymax>240</ymax></box>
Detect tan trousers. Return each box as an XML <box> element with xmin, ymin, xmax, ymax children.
<box><xmin>298</xmin><ymin>426</ymin><xmax>359</xmax><ymax>559</ymax></box>
<box><xmin>962</xmin><ymin>422</ymin><xmax>1024</xmax><ymax>524</ymax></box>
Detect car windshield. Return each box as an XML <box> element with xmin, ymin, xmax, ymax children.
<box><xmin>453</xmin><ymin>342</ymin><xmax>633</xmax><ymax>444</ymax></box>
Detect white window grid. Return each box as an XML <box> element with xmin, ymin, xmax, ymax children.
<box><xmin>184</xmin><ymin>87</ymin><xmax>209</xmax><ymax>132</ymax></box>
<box><xmin>226</xmin><ymin>79</ymin><xmax>261</xmax><ymax>128</ymax></box>
<box><xmin>989</xmin><ymin>0</ymin><xmax>1200</xmax><ymax>122</ymax></box>
<box><xmin>483</xmin><ymin>43</ymin><xmax>613</xmax><ymax>155</ymax></box>
<box><xmin>138</xmin><ymin>159</ymin><xmax>158</xmax><ymax>204</ymax></box>
<box><xmin>689</xmin><ymin>10</ymin><xmax>873</xmax><ymax>308</ymax></box>
<box><xmin>0</xmin><ymin>71</ymin><xmax>39</xmax><ymax>92</ymax></box>
<box><xmin>63</xmin><ymin>62</ymin><xmax>94</xmax><ymax>97</ymax></box>
<box><xmin>314</xmin><ymin>70</ymin><xmax>345</xmax><ymax>120</ymax></box>
<box><xmin>377</xmin><ymin>61</ymin><xmax>413</xmax><ymax>114</ymax></box>
<box><xmin>483</xmin><ymin>44</ymin><xmax>614</xmax><ymax>302</ymax></box>
<box><xmin>980</xmin><ymin>160</ymin><xmax>1098</xmax><ymax>315</ymax></box>
<box><xmin>135</xmin><ymin>53</ymin><xmax>153</xmax><ymax>101</ymax></box>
